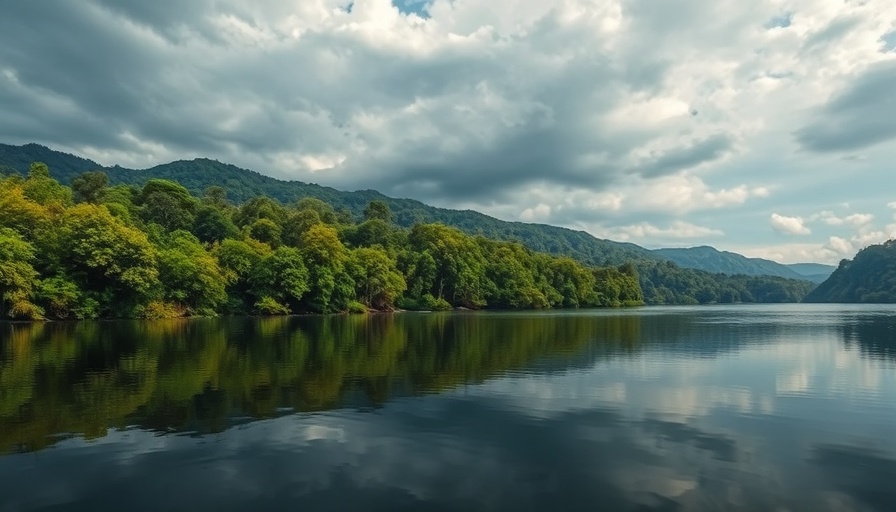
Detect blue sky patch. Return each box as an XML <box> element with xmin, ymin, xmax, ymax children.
<box><xmin>881</xmin><ymin>30</ymin><xmax>896</xmax><ymax>52</ymax></box>
<box><xmin>765</xmin><ymin>13</ymin><xmax>793</xmax><ymax>29</ymax></box>
<box><xmin>392</xmin><ymin>0</ymin><xmax>432</xmax><ymax>17</ymax></box>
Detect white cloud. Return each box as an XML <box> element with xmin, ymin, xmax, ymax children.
<box><xmin>519</xmin><ymin>202</ymin><xmax>551</xmax><ymax>221</ymax></box>
<box><xmin>770</xmin><ymin>213</ymin><xmax>811</xmax><ymax>235</ymax></box>
<box><xmin>593</xmin><ymin>221</ymin><xmax>724</xmax><ymax>243</ymax></box>
<box><xmin>733</xmin><ymin>243</ymin><xmax>841</xmax><ymax>264</ymax></box>
<box><xmin>810</xmin><ymin>210</ymin><xmax>874</xmax><ymax>226</ymax></box>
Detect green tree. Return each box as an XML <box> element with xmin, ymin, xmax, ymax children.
<box><xmin>234</xmin><ymin>196</ymin><xmax>286</xmax><ymax>227</ymax></box>
<box><xmin>347</xmin><ymin>247</ymin><xmax>406</xmax><ymax>309</ymax></box>
<box><xmin>215</xmin><ymin>239</ymin><xmax>270</xmax><ymax>313</ymax></box>
<box><xmin>281</xmin><ymin>209</ymin><xmax>321</xmax><ymax>247</ymax></box>
<box><xmin>193</xmin><ymin>205</ymin><xmax>240</xmax><ymax>243</ymax></box>
<box><xmin>71</xmin><ymin>171</ymin><xmax>109</xmax><ymax>204</ymax></box>
<box><xmin>156</xmin><ymin>231</ymin><xmax>228</xmax><ymax>314</ymax></box>
<box><xmin>249</xmin><ymin>247</ymin><xmax>310</xmax><ymax>314</ymax></box>
<box><xmin>21</xmin><ymin>162</ymin><xmax>72</xmax><ymax>207</ymax></box>
<box><xmin>138</xmin><ymin>179</ymin><xmax>198</xmax><ymax>231</ymax></box>
<box><xmin>0</xmin><ymin>228</ymin><xmax>42</xmax><ymax>319</ymax></box>
<box><xmin>295</xmin><ymin>197</ymin><xmax>338</xmax><ymax>225</ymax></box>
<box><xmin>363</xmin><ymin>200</ymin><xmax>393</xmax><ymax>223</ymax></box>
<box><xmin>299</xmin><ymin>224</ymin><xmax>354</xmax><ymax>312</ymax></box>
<box><xmin>247</xmin><ymin>218</ymin><xmax>282</xmax><ymax>247</ymax></box>
<box><xmin>58</xmin><ymin>204</ymin><xmax>159</xmax><ymax>315</ymax></box>
<box><xmin>202</xmin><ymin>186</ymin><xmax>231</xmax><ymax>210</ymax></box>
<box><xmin>407</xmin><ymin>224</ymin><xmax>490</xmax><ymax>307</ymax></box>
<box><xmin>0</xmin><ymin>179</ymin><xmax>49</xmax><ymax>238</ymax></box>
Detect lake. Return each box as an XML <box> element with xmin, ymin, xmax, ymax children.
<box><xmin>1</xmin><ymin>305</ymin><xmax>896</xmax><ymax>511</ymax></box>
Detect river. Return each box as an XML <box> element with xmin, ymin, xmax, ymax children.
<box><xmin>1</xmin><ymin>305</ymin><xmax>895</xmax><ymax>511</ymax></box>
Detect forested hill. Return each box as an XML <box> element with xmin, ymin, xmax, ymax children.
<box><xmin>652</xmin><ymin>246</ymin><xmax>811</xmax><ymax>281</ymax></box>
<box><xmin>804</xmin><ymin>241</ymin><xmax>896</xmax><ymax>303</ymax></box>
<box><xmin>0</xmin><ymin>143</ymin><xmax>818</xmax><ymax>306</ymax></box>
<box><xmin>0</xmin><ymin>143</ymin><xmax>653</xmax><ymax>266</ymax></box>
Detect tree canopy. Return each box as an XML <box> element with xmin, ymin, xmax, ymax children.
<box><xmin>0</xmin><ymin>163</ymin><xmax>653</xmax><ymax>319</ymax></box>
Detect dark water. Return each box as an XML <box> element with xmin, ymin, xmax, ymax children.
<box><xmin>2</xmin><ymin>305</ymin><xmax>896</xmax><ymax>511</ymax></box>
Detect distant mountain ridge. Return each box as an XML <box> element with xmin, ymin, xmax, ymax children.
<box><xmin>784</xmin><ymin>263</ymin><xmax>837</xmax><ymax>283</ymax></box>
<box><xmin>0</xmin><ymin>142</ymin><xmax>824</xmax><ymax>282</ymax></box>
<box><xmin>653</xmin><ymin>246</ymin><xmax>834</xmax><ymax>283</ymax></box>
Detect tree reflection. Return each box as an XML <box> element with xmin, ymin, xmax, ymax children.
<box><xmin>839</xmin><ymin>314</ymin><xmax>896</xmax><ymax>362</ymax></box>
<box><xmin>0</xmin><ymin>312</ymin><xmax>642</xmax><ymax>453</ymax></box>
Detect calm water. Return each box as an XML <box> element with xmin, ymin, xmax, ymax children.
<box><xmin>2</xmin><ymin>305</ymin><xmax>896</xmax><ymax>511</ymax></box>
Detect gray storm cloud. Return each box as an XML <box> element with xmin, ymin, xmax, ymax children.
<box><xmin>1</xmin><ymin>0</ymin><xmax>895</xmax><ymax>254</ymax></box>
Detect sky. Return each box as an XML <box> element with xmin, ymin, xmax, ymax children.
<box><xmin>0</xmin><ymin>0</ymin><xmax>894</xmax><ymax>264</ymax></box>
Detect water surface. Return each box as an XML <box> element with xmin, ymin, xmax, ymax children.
<box><xmin>2</xmin><ymin>305</ymin><xmax>896</xmax><ymax>511</ymax></box>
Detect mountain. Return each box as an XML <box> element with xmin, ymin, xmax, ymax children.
<box><xmin>0</xmin><ymin>143</ymin><xmax>655</xmax><ymax>266</ymax></box>
<box><xmin>652</xmin><ymin>246</ymin><xmax>811</xmax><ymax>280</ymax></box>
<box><xmin>804</xmin><ymin>241</ymin><xmax>896</xmax><ymax>303</ymax></box>
<box><xmin>784</xmin><ymin>263</ymin><xmax>836</xmax><ymax>283</ymax></box>
<box><xmin>651</xmin><ymin>246</ymin><xmax>834</xmax><ymax>283</ymax></box>
<box><xmin>0</xmin><ymin>142</ymin><xmax>819</xmax><ymax>305</ymax></box>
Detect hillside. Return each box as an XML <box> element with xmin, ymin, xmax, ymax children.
<box><xmin>652</xmin><ymin>246</ymin><xmax>811</xmax><ymax>281</ymax></box>
<box><xmin>784</xmin><ymin>263</ymin><xmax>836</xmax><ymax>283</ymax></box>
<box><xmin>0</xmin><ymin>143</ymin><xmax>654</xmax><ymax>266</ymax></box>
<box><xmin>0</xmin><ymin>142</ymin><xmax>818</xmax><ymax>305</ymax></box>
<box><xmin>804</xmin><ymin>241</ymin><xmax>896</xmax><ymax>303</ymax></box>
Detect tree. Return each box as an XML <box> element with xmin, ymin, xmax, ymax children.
<box><xmin>347</xmin><ymin>247</ymin><xmax>406</xmax><ymax>309</ymax></box>
<box><xmin>202</xmin><ymin>186</ymin><xmax>230</xmax><ymax>210</ymax></box>
<box><xmin>58</xmin><ymin>204</ymin><xmax>159</xmax><ymax>314</ymax></box>
<box><xmin>21</xmin><ymin>162</ymin><xmax>72</xmax><ymax>207</ymax></box>
<box><xmin>281</xmin><ymin>209</ymin><xmax>321</xmax><ymax>247</ymax></box>
<box><xmin>234</xmin><ymin>196</ymin><xmax>286</xmax><ymax>227</ymax></box>
<box><xmin>295</xmin><ymin>197</ymin><xmax>338</xmax><ymax>225</ymax></box>
<box><xmin>156</xmin><ymin>231</ymin><xmax>228</xmax><ymax>314</ymax></box>
<box><xmin>248</xmin><ymin>218</ymin><xmax>282</xmax><ymax>247</ymax></box>
<box><xmin>344</xmin><ymin>219</ymin><xmax>399</xmax><ymax>250</ymax></box>
<box><xmin>0</xmin><ymin>228</ymin><xmax>42</xmax><ymax>319</ymax></box>
<box><xmin>407</xmin><ymin>224</ymin><xmax>490</xmax><ymax>307</ymax></box>
<box><xmin>363</xmin><ymin>200</ymin><xmax>393</xmax><ymax>223</ymax></box>
<box><xmin>138</xmin><ymin>179</ymin><xmax>198</xmax><ymax>231</ymax></box>
<box><xmin>299</xmin><ymin>224</ymin><xmax>354</xmax><ymax>312</ymax></box>
<box><xmin>484</xmin><ymin>244</ymin><xmax>548</xmax><ymax>309</ymax></box>
<box><xmin>72</xmin><ymin>171</ymin><xmax>109</xmax><ymax>204</ymax></box>
<box><xmin>249</xmin><ymin>247</ymin><xmax>310</xmax><ymax>314</ymax></box>
<box><xmin>193</xmin><ymin>205</ymin><xmax>240</xmax><ymax>243</ymax></box>
<box><xmin>0</xmin><ymin>179</ymin><xmax>49</xmax><ymax>238</ymax></box>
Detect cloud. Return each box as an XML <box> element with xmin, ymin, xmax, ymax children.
<box><xmin>593</xmin><ymin>221</ymin><xmax>723</xmax><ymax>243</ymax></box>
<box><xmin>796</xmin><ymin>60</ymin><xmax>896</xmax><ymax>152</ymax></box>
<box><xmin>1</xmin><ymin>0</ymin><xmax>896</xmax><ymax>261</ymax></box>
<box><xmin>802</xmin><ymin>15</ymin><xmax>862</xmax><ymax>52</ymax></box>
<box><xmin>635</xmin><ymin>134</ymin><xmax>733</xmax><ymax>178</ymax></box>
<box><xmin>770</xmin><ymin>213</ymin><xmax>811</xmax><ymax>235</ymax></box>
<box><xmin>811</xmin><ymin>211</ymin><xmax>874</xmax><ymax>227</ymax></box>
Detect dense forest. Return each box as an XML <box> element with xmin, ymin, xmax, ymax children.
<box><xmin>0</xmin><ymin>162</ymin><xmax>648</xmax><ymax>319</ymax></box>
<box><xmin>0</xmin><ymin>143</ymin><xmax>653</xmax><ymax>266</ymax></box>
<box><xmin>0</xmin><ymin>162</ymin><xmax>817</xmax><ymax>319</ymax></box>
<box><xmin>804</xmin><ymin>240</ymin><xmax>896</xmax><ymax>303</ymax></box>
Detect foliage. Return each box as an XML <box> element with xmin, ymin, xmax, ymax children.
<box><xmin>804</xmin><ymin>240</ymin><xmax>896</xmax><ymax>303</ymax></box>
<box><xmin>0</xmin><ymin>228</ymin><xmax>42</xmax><ymax>319</ymax></box>
<box><xmin>0</xmin><ymin>161</ymin><xmax>820</xmax><ymax>320</ymax></box>
<box><xmin>636</xmin><ymin>260</ymin><xmax>815</xmax><ymax>305</ymax></box>
<box><xmin>0</xmin><ymin>146</ymin><xmax>822</xmax><ymax>306</ymax></box>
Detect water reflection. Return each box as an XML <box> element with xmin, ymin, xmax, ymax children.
<box><xmin>0</xmin><ymin>312</ymin><xmax>643</xmax><ymax>452</ymax></box>
<box><xmin>1</xmin><ymin>306</ymin><xmax>896</xmax><ymax>512</ymax></box>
